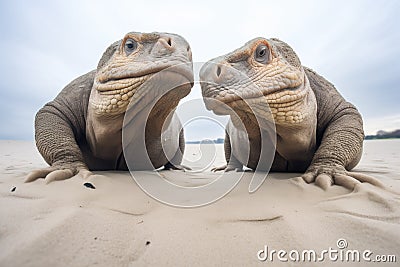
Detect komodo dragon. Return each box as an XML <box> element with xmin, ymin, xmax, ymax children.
<box><xmin>200</xmin><ymin>37</ymin><xmax>383</xmax><ymax>190</ymax></box>
<box><xmin>27</xmin><ymin>32</ymin><xmax>193</xmax><ymax>183</ymax></box>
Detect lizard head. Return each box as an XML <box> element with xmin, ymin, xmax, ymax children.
<box><xmin>90</xmin><ymin>32</ymin><xmax>193</xmax><ymax>116</ymax></box>
<box><xmin>200</xmin><ymin>37</ymin><xmax>310</xmax><ymax>126</ymax></box>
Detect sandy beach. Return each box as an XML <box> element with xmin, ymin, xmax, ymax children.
<box><xmin>0</xmin><ymin>140</ymin><xmax>399</xmax><ymax>266</ymax></box>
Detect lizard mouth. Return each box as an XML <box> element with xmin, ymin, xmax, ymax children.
<box><xmin>226</xmin><ymin>83</ymin><xmax>304</xmax><ymax>105</ymax></box>
<box><xmin>94</xmin><ymin>63</ymin><xmax>194</xmax><ymax>93</ymax></box>
<box><xmin>90</xmin><ymin>63</ymin><xmax>193</xmax><ymax>115</ymax></box>
<box><xmin>98</xmin><ymin>66</ymin><xmax>166</xmax><ymax>85</ymax></box>
<box><xmin>203</xmin><ymin>81</ymin><xmax>306</xmax><ymax>115</ymax></box>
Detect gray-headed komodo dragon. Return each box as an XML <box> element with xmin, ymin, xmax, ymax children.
<box><xmin>27</xmin><ymin>32</ymin><xmax>193</xmax><ymax>183</ymax></box>
<box><xmin>200</xmin><ymin>38</ymin><xmax>383</xmax><ymax>190</ymax></box>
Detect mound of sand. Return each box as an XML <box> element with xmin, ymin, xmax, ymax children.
<box><xmin>0</xmin><ymin>140</ymin><xmax>399</xmax><ymax>266</ymax></box>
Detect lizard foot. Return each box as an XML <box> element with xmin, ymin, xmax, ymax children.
<box><xmin>211</xmin><ymin>164</ymin><xmax>243</xmax><ymax>172</ymax></box>
<box><xmin>163</xmin><ymin>162</ymin><xmax>192</xmax><ymax>171</ymax></box>
<box><xmin>26</xmin><ymin>164</ymin><xmax>92</xmax><ymax>184</ymax></box>
<box><xmin>301</xmin><ymin>163</ymin><xmax>385</xmax><ymax>191</ymax></box>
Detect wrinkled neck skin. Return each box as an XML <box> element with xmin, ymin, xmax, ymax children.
<box><xmin>274</xmin><ymin>74</ymin><xmax>317</xmax><ymax>163</ymax></box>
<box><xmin>86</xmin><ymin>84</ymin><xmax>182</xmax><ymax>163</ymax></box>
<box><xmin>230</xmin><ymin>72</ymin><xmax>317</xmax><ymax>166</ymax></box>
<box><xmin>86</xmin><ymin>81</ymin><xmax>145</xmax><ymax>161</ymax></box>
<box><xmin>231</xmin><ymin>110</ymin><xmax>258</xmax><ymax>136</ymax></box>
<box><xmin>86</xmin><ymin>99</ymin><xmax>125</xmax><ymax>161</ymax></box>
<box><xmin>122</xmin><ymin>89</ymin><xmax>183</xmax><ymax>170</ymax></box>
<box><xmin>146</xmin><ymin>88</ymin><xmax>182</xmax><ymax>139</ymax></box>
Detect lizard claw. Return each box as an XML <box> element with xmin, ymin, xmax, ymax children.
<box><xmin>78</xmin><ymin>168</ymin><xmax>94</xmax><ymax>179</ymax></box>
<box><xmin>163</xmin><ymin>162</ymin><xmax>192</xmax><ymax>171</ymax></box>
<box><xmin>301</xmin><ymin>163</ymin><xmax>385</xmax><ymax>191</ymax></box>
<box><xmin>211</xmin><ymin>165</ymin><xmax>227</xmax><ymax>172</ymax></box>
<box><xmin>211</xmin><ymin>164</ymin><xmax>242</xmax><ymax>172</ymax></box>
<box><xmin>43</xmin><ymin>169</ymin><xmax>74</xmax><ymax>184</ymax></box>
<box><xmin>25</xmin><ymin>167</ymin><xmax>57</xmax><ymax>183</ymax></box>
<box><xmin>26</xmin><ymin>164</ymin><xmax>92</xmax><ymax>184</ymax></box>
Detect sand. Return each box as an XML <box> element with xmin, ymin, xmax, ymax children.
<box><xmin>0</xmin><ymin>140</ymin><xmax>399</xmax><ymax>266</ymax></box>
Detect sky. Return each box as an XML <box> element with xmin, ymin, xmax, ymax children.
<box><xmin>0</xmin><ymin>0</ymin><xmax>399</xmax><ymax>140</ymax></box>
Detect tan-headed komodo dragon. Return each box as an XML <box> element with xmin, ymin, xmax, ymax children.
<box><xmin>200</xmin><ymin>37</ymin><xmax>383</xmax><ymax>190</ymax></box>
<box><xmin>27</xmin><ymin>32</ymin><xmax>193</xmax><ymax>183</ymax></box>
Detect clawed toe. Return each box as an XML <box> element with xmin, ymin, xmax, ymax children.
<box><xmin>78</xmin><ymin>169</ymin><xmax>94</xmax><ymax>179</ymax></box>
<box><xmin>344</xmin><ymin>171</ymin><xmax>385</xmax><ymax>188</ymax></box>
<box><xmin>300</xmin><ymin>165</ymin><xmax>387</xmax><ymax>191</ymax></box>
<box><xmin>25</xmin><ymin>167</ymin><xmax>56</xmax><ymax>183</ymax></box>
<box><xmin>314</xmin><ymin>173</ymin><xmax>333</xmax><ymax>190</ymax></box>
<box><xmin>44</xmin><ymin>169</ymin><xmax>74</xmax><ymax>184</ymax></box>
<box><xmin>26</xmin><ymin>165</ymin><xmax>90</xmax><ymax>184</ymax></box>
<box><xmin>333</xmin><ymin>174</ymin><xmax>361</xmax><ymax>190</ymax></box>
<box><xmin>301</xmin><ymin>172</ymin><xmax>316</xmax><ymax>184</ymax></box>
<box><xmin>211</xmin><ymin>165</ymin><xmax>227</xmax><ymax>172</ymax></box>
<box><xmin>163</xmin><ymin>163</ymin><xmax>191</xmax><ymax>171</ymax></box>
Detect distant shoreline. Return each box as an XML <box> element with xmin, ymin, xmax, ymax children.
<box><xmin>365</xmin><ymin>129</ymin><xmax>400</xmax><ymax>140</ymax></box>
<box><xmin>364</xmin><ymin>137</ymin><xmax>400</xmax><ymax>140</ymax></box>
<box><xmin>185</xmin><ymin>138</ymin><xmax>224</xmax><ymax>144</ymax></box>
<box><xmin>185</xmin><ymin>129</ymin><xmax>400</xmax><ymax>143</ymax></box>
<box><xmin>186</xmin><ymin>137</ymin><xmax>400</xmax><ymax>143</ymax></box>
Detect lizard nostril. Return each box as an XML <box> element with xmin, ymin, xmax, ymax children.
<box><xmin>167</xmin><ymin>38</ymin><xmax>172</xmax><ymax>47</ymax></box>
<box><xmin>216</xmin><ymin>65</ymin><xmax>222</xmax><ymax>77</ymax></box>
<box><xmin>186</xmin><ymin>46</ymin><xmax>192</xmax><ymax>61</ymax></box>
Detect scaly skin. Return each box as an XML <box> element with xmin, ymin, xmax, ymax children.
<box><xmin>27</xmin><ymin>32</ymin><xmax>193</xmax><ymax>183</ymax></box>
<box><xmin>200</xmin><ymin>38</ymin><xmax>384</xmax><ymax>190</ymax></box>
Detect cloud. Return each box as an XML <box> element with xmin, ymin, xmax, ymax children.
<box><xmin>364</xmin><ymin>114</ymin><xmax>400</xmax><ymax>135</ymax></box>
<box><xmin>0</xmin><ymin>0</ymin><xmax>399</xmax><ymax>140</ymax></box>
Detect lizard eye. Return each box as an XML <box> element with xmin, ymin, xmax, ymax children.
<box><xmin>254</xmin><ymin>44</ymin><xmax>269</xmax><ymax>64</ymax></box>
<box><xmin>124</xmin><ymin>38</ymin><xmax>138</xmax><ymax>56</ymax></box>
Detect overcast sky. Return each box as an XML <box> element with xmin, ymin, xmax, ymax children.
<box><xmin>0</xmin><ymin>0</ymin><xmax>399</xmax><ymax>140</ymax></box>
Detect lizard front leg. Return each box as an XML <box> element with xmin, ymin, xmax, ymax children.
<box><xmin>212</xmin><ymin>132</ymin><xmax>243</xmax><ymax>172</ymax></box>
<box><xmin>302</xmin><ymin>104</ymin><xmax>384</xmax><ymax>190</ymax></box>
<box><xmin>26</xmin><ymin>105</ymin><xmax>92</xmax><ymax>183</ymax></box>
<box><xmin>163</xmin><ymin>129</ymin><xmax>191</xmax><ymax>171</ymax></box>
